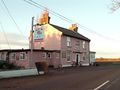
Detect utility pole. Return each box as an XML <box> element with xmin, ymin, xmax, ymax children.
<box><xmin>31</xmin><ymin>17</ymin><xmax>34</xmax><ymax>49</ymax></box>
<box><xmin>30</xmin><ymin>17</ymin><xmax>34</xmax><ymax>68</ymax></box>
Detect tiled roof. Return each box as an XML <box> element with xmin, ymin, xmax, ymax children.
<box><xmin>50</xmin><ymin>24</ymin><xmax>90</xmax><ymax>41</ymax></box>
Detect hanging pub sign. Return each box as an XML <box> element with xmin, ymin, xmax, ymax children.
<box><xmin>33</xmin><ymin>25</ymin><xmax>44</xmax><ymax>42</ymax></box>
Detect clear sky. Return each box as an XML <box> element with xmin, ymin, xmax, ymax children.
<box><xmin>0</xmin><ymin>0</ymin><xmax>120</xmax><ymax>58</ymax></box>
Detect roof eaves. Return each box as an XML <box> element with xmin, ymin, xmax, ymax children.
<box><xmin>50</xmin><ymin>24</ymin><xmax>90</xmax><ymax>41</ymax></box>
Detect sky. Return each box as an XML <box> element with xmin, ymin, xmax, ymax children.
<box><xmin>0</xmin><ymin>0</ymin><xmax>120</xmax><ymax>58</ymax></box>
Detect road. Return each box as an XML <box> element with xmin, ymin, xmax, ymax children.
<box><xmin>0</xmin><ymin>65</ymin><xmax>120</xmax><ymax>90</ymax></box>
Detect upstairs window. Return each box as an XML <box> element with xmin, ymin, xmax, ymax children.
<box><xmin>67</xmin><ymin>37</ymin><xmax>71</xmax><ymax>46</ymax></box>
<box><xmin>20</xmin><ymin>52</ymin><xmax>26</xmax><ymax>60</ymax></box>
<box><xmin>67</xmin><ymin>50</ymin><xmax>71</xmax><ymax>62</ymax></box>
<box><xmin>83</xmin><ymin>41</ymin><xmax>85</xmax><ymax>48</ymax></box>
<box><xmin>76</xmin><ymin>40</ymin><xmax>80</xmax><ymax>46</ymax></box>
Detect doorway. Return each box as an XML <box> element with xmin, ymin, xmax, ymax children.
<box><xmin>76</xmin><ymin>54</ymin><xmax>80</xmax><ymax>66</ymax></box>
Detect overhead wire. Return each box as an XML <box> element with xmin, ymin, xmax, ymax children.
<box><xmin>1</xmin><ymin>0</ymin><xmax>27</xmax><ymax>40</ymax></box>
<box><xmin>23</xmin><ymin>0</ymin><xmax>120</xmax><ymax>42</ymax></box>
<box><xmin>24</xmin><ymin>0</ymin><xmax>74</xmax><ymax>23</ymax></box>
<box><xmin>0</xmin><ymin>2</ymin><xmax>11</xmax><ymax>49</ymax></box>
<box><xmin>0</xmin><ymin>22</ymin><xmax>11</xmax><ymax>49</ymax></box>
<box><xmin>29</xmin><ymin>0</ymin><xmax>75</xmax><ymax>23</ymax></box>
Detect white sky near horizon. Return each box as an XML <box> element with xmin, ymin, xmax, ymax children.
<box><xmin>0</xmin><ymin>0</ymin><xmax>120</xmax><ymax>58</ymax></box>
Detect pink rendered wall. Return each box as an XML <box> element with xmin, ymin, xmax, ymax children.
<box><xmin>9</xmin><ymin>52</ymin><xmax>30</xmax><ymax>68</ymax></box>
<box><xmin>8</xmin><ymin>51</ymin><xmax>60</xmax><ymax>69</ymax></box>
<box><xmin>29</xmin><ymin>51</ymin><xmax>60</xmax><ymax>68</ymax></box>
<box><xmin>34</xmin><ymin>24</ymin><xmax>62</xmax><ymax>50</ymax></box>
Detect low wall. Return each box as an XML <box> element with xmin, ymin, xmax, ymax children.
<box><xmin>0</xmin><ymin>69</ymin><xmax>44</xmax><ymax>79</ymax></box>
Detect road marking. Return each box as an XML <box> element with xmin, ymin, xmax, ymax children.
<box><xmin>94</xmin><ymin>80</ymin><xmax>110</xmax><ymax>90</ymax></box>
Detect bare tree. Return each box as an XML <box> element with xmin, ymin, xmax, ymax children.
<box><xmin>110</xmin><ymin>0</ymin><xmax>120</xmax><ymax>12</ymax></box>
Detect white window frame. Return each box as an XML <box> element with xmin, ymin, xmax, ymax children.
<box><xmin>67</xmin><ymin>50</ymin><xmax>71</xmax><ymax>62</ymax></box>
<box><xmin>11</xmin><ymin>53</ymin><xmax>16</xmax><ymax>60</ymax></box>
<box><xmin>56</xmin><ymin>53</ymin><xmax>60</xmax><ymax>58</ymax></box>
<box><xmin>47</xmin><ymin>52</ymin><xmax>51</xmax><ymax>58</ymax></box>
<box><xmin>67</xmin><ymin>37</ymin><xmax>71</xmax><ymax>46</ymax></box>
<box><xmin>1</xmin><ymin>52</ymin><xmax>4</xmax><ymax>60</ymax></box>
<box><xmin>19</xmin><ymin>52</ymin><xmax>26</xmax><ymax>60</ymax></box>
<box><xmin>83</xmin><ymin>41</ymin><xmax>85</xmax><ymax>48</ymax></box>
<box><xmin>62</xmin><ymin>51</ymin><xmax>66</xmax><ymax>58</ymax></box>
<box><xmin>42</xmin><ymin>52</ymin><xmax>46</xmax><ymax>58</ymax></box>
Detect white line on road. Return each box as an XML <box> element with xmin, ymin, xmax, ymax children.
<box><xmin>93</xmin><ymin>80</ymin><xmax>110</xmax><ymax>90</ymax></box>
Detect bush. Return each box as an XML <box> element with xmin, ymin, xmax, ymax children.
<box><xmin>0</xmin><ymin>60</ymin><xmax>21</xmax><ymax>70</ymax></box>
<box><xmin>0</xmin><ymin>60</ymin><xmax>8</xmax><ymax>69</ymax></box>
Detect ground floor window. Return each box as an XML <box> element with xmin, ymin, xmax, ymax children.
<box><xmin>47</xmin><ymin>52</ymin><xmax>51</xmax><ymax>58</ymax></box>
<box><xmin>42</xmin><ymin>52</ymin><xmax>46</xmax><ymax>58</ymax></box>
<box><xmin>83</xmin><ymin>52</ymin><xmax>86</xmax><ymax>60</ymax></box>
<box><xmin>56</xmin><ymin>53</ymin><xmax>60</xmax><ymax>58</ymax></box>
<box><xmin>20</xmin><ymin>52</ymin><xmax>26</xmax><ymax>60</ymax></box>
<box><xmin>11</xmin><ymin>53</ymin><xmax>16</xmax><ymax>60</ymax></box>
<box><xmin>67</xmin><ymin>50</ymin><xmax>71</xmax><ymax>62</ymax></box>
<box><xmin>0</xmin><ymin>53</ymin><xmax>4</xmax><ymax>60</ymax></box>
<box><xmin>62</xmin><ymin>51</ymin><xmax>66</xmax><ymax>58</ymax></box>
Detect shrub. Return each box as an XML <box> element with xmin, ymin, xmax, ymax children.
<box><xmin>0</xmin><ymin>60</ymin><xmax>8</xmax><ymax>69</ymax></box>
<box><xmin>0</xmin><ymin>60</ymin><xmax>21</xmax><ymax>70</ymax></box>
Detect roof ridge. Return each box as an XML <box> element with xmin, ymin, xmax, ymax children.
<box><xmin>50</xmin><ymin>24</ymin><xmax>90</xmax><ymax>41</ymax></box>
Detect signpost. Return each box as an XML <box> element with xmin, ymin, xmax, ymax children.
<box><xmin>34</xmin><ymin>25</ymin><xmax>44</xmax><ymax>42</ymax></box>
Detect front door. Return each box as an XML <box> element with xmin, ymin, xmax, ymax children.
<box><xmin>76</xmin><ymin>54</ymin><xmax>80</xmax><ymax>66</ymax></box>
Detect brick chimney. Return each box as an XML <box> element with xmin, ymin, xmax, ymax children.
<box><xmin>69</xmin><ymin>24</ymin><xmax>78</xmax><ymax>32</ymax></box>
<box><xmin>39</xmin><ymin>9</ymin><xmax>50</xmax><ymax>25</ymax></box>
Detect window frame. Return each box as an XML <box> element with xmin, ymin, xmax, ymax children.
<box><xmin>42</xmin><ymin>52</ymin><xmax>46</xmax><ymax>58</ymax></box>
<box><xmin>11</xmin><ymin>53</ymin><xmax>16</xmax><ymax>60</ymax></box>
<box><xmin>47</xmin><ymin>52</ymin><xmax>51</xmax><ymax>58</ymax></box>
<box><xmin>82</xmin><ymin>41</ymin><xmax>85</xmax><ymax>49</ymax></box>
<box><xmin>19</xmin><ymin>52</ymin><xmax>26</xmax><ymax>60</ymax></box>
<box><xmin>62</xmin><ymin>51</ymin><xmax>66</xmax><ymax>58</ymax></box>
<box><xmin>67</xmin><ymin>50</ymin><xmax>71</xmax><ymax>62</ymax></box>
<box><xmin>76</xmin><ymin>40</ymin><xmax>80</xmax><ymax>46</ymax></box>
<box><xmin>67</xmin><ymin>37</ymin><xmax>71</xmax><ymax>47</ymax></box>
<box><xmin>56</xmin><ymin>53</ymin><xmax>60</xmax><ymax>58</ymax></box>
<box><xmin>1</xmin><ymin>52</ymin><xmax>4</xmax><ymax>60</ymax></box>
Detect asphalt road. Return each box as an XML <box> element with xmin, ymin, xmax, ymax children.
<box><xmin>1</xmin><ymin>65</ymin><xmax>120</xmax><ymax>90</ymax></box>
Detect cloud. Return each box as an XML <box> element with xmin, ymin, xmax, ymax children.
<box><xmin>0</xmin><ymin>32</ymin><xmax>29</xmax><ymax>49</ymax></box>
